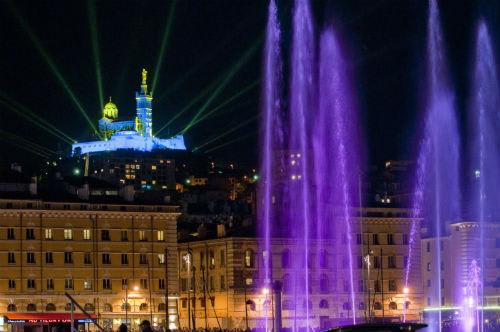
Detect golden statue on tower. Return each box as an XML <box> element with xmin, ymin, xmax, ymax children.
<box><xmin>142</xmin><ymin>68</ymin><xmax>148</xmax><ymax>85</ymax></box>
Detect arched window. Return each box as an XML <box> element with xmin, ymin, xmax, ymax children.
<box><xmin>158</xmin><ymin>303</ymin><xmax>166</xmax><ymax>312</ymax></box>
<box><xmin>319</xmin><ymin>299</ymin><xmax>329</xmax><ymax>309</ymax></box>
<box><xmin>7</xmin><ymin>304</ymin><xmax>17</xmax><ymax>312</ymax></box>
<box><xmin>46</xmin><ymin>303</ymin><xmax>56</xmax><ymax>311</ymax></box>
<box><xmin>245</xmin><ymin>300</ymin><xmax>256</xmax><ymax>311</ymax></box>
<box><xmin>65</xmin><ymin>303</ymin><xmax>74</xmax><ymax>311</ymax></box>
<box><xmin>389</xmin><ymin>301</ymin><xmax>397</xmax><ymax>310</ymax></box>
<box><xmin>84</xmin><ymin>303</ymin><xmax>95</xmax><ymax>311</ymax></box>
<box><xmin>374</xmin><ymin>302</ymin><xmax>382</xmax><ymax>310</ymax></box>
<box><xmin>319</xmin><ymin>250</ymin><xmax>328</xmax><ymax>269</ymax></box>
<box><xmin>121</xmin><ymin>303</ymin><xmax>131</xmax><ymax>311</ymax></box>
<box><xmin>283</xmin><ymin>274</ymin><xmax>292</xmax><ymax>294</ymax></box>
<box><xmin>405</xmin><ymin>301</ymin><xmax>411</xmax><ymax>309</ymax></box>
<box><xmin>139</xmin><ymin>303</ymin><xmax>148</xmax><ymax>311</ymax></box>
<box><xmin>283</xmin><ymin>300</ymin><xmax>294</xmax><ymax>310</ymax></box>
<box><xmin>320</xmin><ymin>274</ymin><xmax>329</xmax><ymax>294</ymax></box>
<box><xmin>358</xmin><ymin>302</ymin><xmax>365</xmax><ymax>310</ymax></box>
<box><xmin>342</xmin><ymin>302</ymin><xmax>350</xmax><ymax>310</ymax></box>
<box><xmin>27</xmin><ymin>303</ymin><xmax>37</xmax><ymax>312</ymax></box>
<box><xmin>244</xmin><ymin>249</ymin><xmax>254</xmax><ymax>268</ymax></box>
<box><xmin>103</xmin><ymin>303</ymin><xmax>113</xmax><ymax>312</ymax></box>
<box><xmin>281</xmin><ymin>250</ymin><xmax>290</xmax><ymax>269</ymax></box>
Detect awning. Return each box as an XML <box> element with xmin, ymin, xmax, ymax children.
<box><xmin>5</xmin><ymin>313</ymin><xmax>96</xmax><ymax>324</ymax></box>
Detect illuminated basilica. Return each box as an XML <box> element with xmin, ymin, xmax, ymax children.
<box><xmin>72</xmin><ymin>69</ymin><xmax>186</xmax><ymax>155</ymax></box>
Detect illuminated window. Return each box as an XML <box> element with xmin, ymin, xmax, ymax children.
<box><xmin>151</xmin><ymin>165</ymin><xmax>157</xmax><ymax>170</ymax></box>
<box><xmin>83</xmin><ymin>229</ymin><xmax>91</xmax><ymax>240</ymax></box>
<box><xmin>84</xmin><ymin>280</ymin><xmax>92</xmax><ymax>290</ymax></box>
<box><xmin>64</xmin><ymin>229</ymin><xmax>73</xmax><ymax>240</ymax></box>
<box><xmin>244</xmin><ymin>249</ymin><xmax>254</xmax><ymax>268</ymax></box>
<box><xmin>157</xmin><ymin>230</ymin><xmax>164</xmax><ymax>241</ymax></box>
<box><xmin>139</xmin><ymin>230</ymin><xmax>147</xmax><ymax>241</ymax></box>
<box><xmin>45</xmin><ymin>228</ymin><xmax>53</xmax><ymax>240</ymax></box>
<box><xmin>152</xmin><ymin>180</ymin><xmax>156</xmax><ymax>184</ymax></box>
<box><xmin>158</xmin><ymin>254</ymin><xmax>165</xmax><ymax>264</ymax></box>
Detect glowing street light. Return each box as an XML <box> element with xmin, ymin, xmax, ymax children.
<box><xmin>403</xmin><ymin>287</ymin><xmax>410</xmax><ymax>295</ymax></box>
<box><xmin>262</xmin><ymin>287</ymin><xmax>270</xmax><ymax>296</ymax></box>
<box><xmin>133</xmin><ymin>285</ymin><xmax>140</xmax><ymax>291</ymax></box>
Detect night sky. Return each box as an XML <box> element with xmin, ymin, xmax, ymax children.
<box><xmin>0</xmin><ymin>0</ymin><xmax>499</xmax><ymax>171</ymax></box>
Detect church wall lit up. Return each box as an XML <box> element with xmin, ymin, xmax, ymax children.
<box><xmin>72</xmin><ymin>69</ymin><xmax>186</xmax><ymax>155</ymax></box>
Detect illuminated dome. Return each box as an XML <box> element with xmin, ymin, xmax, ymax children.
<box><xmin>103</xmin><ymin>97</ymin><xmax>118</xmax><ymax>119</ymax></box>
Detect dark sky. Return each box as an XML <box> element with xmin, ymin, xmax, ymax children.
<box><xmin>0</xmin><ymin>0</ymin><xmax>498</xmax><ymax>171</ymax></box>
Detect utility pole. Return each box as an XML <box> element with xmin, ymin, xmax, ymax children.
<box><xmin>192</xmin><ymin>266</ymin><xmax>197</xmax><ymax>331</ymax></box>
<box><xmin>202</xmin><ymin>265</ymin><xmax>208</xmax><ymax>331</ymax></box>
<box><xmin>381</xmin><ymin>247</ymin><xmax>385</xmax><ymax>320</ymax></box>
<box><xmin>165</xmin><ymin>248</ymin><xmax>169</xmax><ymax>330</ymax></box>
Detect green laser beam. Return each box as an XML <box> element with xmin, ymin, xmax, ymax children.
<box><xmin>87</xmin><ymin>0</ymin><xmax>104</xmax><ymax>111</ymax></box>
<box><xmin>0</xmin><ymin>134</ymin><xmax>51</xmax><ymax>158</ymax></box>
<box><xmin>8</xmin><ymin>2</ymin><xmax>100</xmax><ymax>138</ymax></box>
<box><xmin>0</xmin><ymin>129</ymin><xmax>56</xmax><ymax>155</ymax></box>
<box><xmin>154</xmin><ymin>75</ymin><xmax>225</xmax><ymax>136</ymax></box>
<box><xmin>152</xmin><ymin>0</ymin><xmax>177</xmax><ymax>94</ymax></box>
<box><xmin>181</xmin><ymin>39</ymin><xmax>261</xmax><ymax>134</ymax></box>
<box><xmin>192</xmin><ymin>115</ymin><xmax>257</xmax><ymax>152</ymax></box>
<box><xmin>0</xmin><ymin>94</ymin><xmax>75</xmax><ymax>144</ymax></box>
<box><xmin>183</xmin><ymin>80</ymin><xmax>259</xmax><ymax>133</ymax></box>
<box><xmin>203</xmin><ymin>131</ymin><xmax>256</xmax><ymax>153</ymax></box>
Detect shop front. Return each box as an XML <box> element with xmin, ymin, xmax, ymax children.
<box><xmin>4</xmin><ymin>313</ymin><xmax>96</xmax><ymax>332</ymax></box>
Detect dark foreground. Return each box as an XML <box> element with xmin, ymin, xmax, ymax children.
<box><xmin>326</xmin><ymin>323</ymin><xmax>428</xmax><ymax>332</ymax></box>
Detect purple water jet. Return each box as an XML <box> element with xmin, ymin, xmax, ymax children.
<box><xmin>258</xmin><ymin>0</ymin><xmax>282</xmax><ymax>330</ymax></box>
<box><xmin>410</xmin><ymin>0</ymin><xmax>460</xmax><ymax>331</ymax></box>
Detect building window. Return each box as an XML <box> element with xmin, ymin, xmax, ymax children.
<box><xmin>27</xmin><ymin>252</ymin><xmax>36</xmax><ymax>264</ymax></box>
<box><xmin>158</xmin><ymin>254</ymin><xmax>165</xmax><ymax>264</ymax></box>
<box><xmin>343</xmin><ymin>302</ymin><xmax>350</xmax><ymax>310</ymax></box>
<box><xmin>374</xmin><ymin>256</ymin><xmax>381</xmax><ymax>269</ymax></box>
<box><xmin>388</xmin><ymin>256</ymin><xmax>396</xmax><ymax>269</ymax></box>
<box><xmin>319</xmin><ymin>250</ymin><xmax>328</xmax><ymax>269</ymax></box>
<box><xmin>210</xmin><ymin>276</ymin><xmax>215</xmax><ymax>291</ymax></box>
<box><xmin>389</xmin><ymin>302</ymin><xmax>397</xmax><ymax>310</ymax></box>
<box><xmin>102</xmin><ymin>278</ymin><xmax>112</xmax><ymax>290</ymax></box>
<box><xmin>8</xmin><ymin>252</ymin><xmax>15</xmax><ymax>263</ymax></box>
<box><xmin>121</xmin><ymin>230</ymin><xmax>128</xmax><ymax>241</ymax></box>
<box><xmin>374</xmin><ymin>280</ymin><xmax>381</xmax><ymax>293</ymax></box>
<box><xmin>84</xmin><ymin>280</ymin><xmax>93</xmax><ymax>290</ymax></box>
<box><xmin>45</xmin><ymin>228</ymin><xmax>53</xmax><ymax>240</ymax></box>
<box><xmin>8</xmin><ymin>279</ymin><xmax>16</xmax><ymax>289</ymax></box>
<box><xmin>83</xmin><ymin>229</ymin><xmax>91</xmax><ymax>240</ymax></box>
<box><xmin>101</xmin><ymin>230</ymin><xmax>110</xmax><ymax>241</ymax></box>
<box><xmin>64</xmin><ymin>229</ymin><xmax>73</xmax><ymax>240</ymax></box>
<box><xmin>209</xmin><ymin>250</ymin><xmax>215</xmax><ymax>268</ymax></box>
<box><xmin>441</xmin><ymin>261</ymin><xmax>444</xmax><ymax>271</ymax></box>
<box><xmin>372</xmin><ymin>234</ymin><xmax>379</xmax><ymax>245</ymax></box>
<box><xmin>181</xmin><ymin>299</ymin><xmax>187</xmax><ymax>308</ymax></box>
<box><xmin>359</xmin><ymin>302</ymin><xmax>365</xmax><ymax>310</ymax></box>
<box><xmin>27</xmin><ymin>303</ymin><xmax>37</xmax><ymax>311</ymax></box>
<box><xmin>65</xmin><ymin>303</ymin><xmax>74</xmax><ymax>311</ymax></box>
<box><xmin>282</xmin><ymin>250</ymin><xmax>290</xmax><ymax>268</ymax></box>
<box><xmin>387</xmin><ymin>234</ymin><xmax>395</xmax><ymax>245</ymax></box>
<box><xmin>427</xmin><ymin>279</ymin><xmax>431</xmax><ymax>287</ymax></box>
<box><xmin>139</xmin><ymin>230</ymin><xmax>147</xmax><ymax>241</ymax></box>
<box><xmin>441</xmin><ymin>278</ymin><xmax>445</xmax><ymax>289</ymax></box>
<box><xmin>64</xmin><ymin>252</ymin><xmax>73</xmax><ymax>264</ymax></box>
<box><xmin>122</xmin><ymin>278</ymin><xmax>128</xmax><ymax>290</ymax></box>
<box><xmin>139</xmin><ymin>303</ymin><xmax>148</xmax><ymax>311</ymax></box>
<box><xmin>26</xmin><ymin>228</ymin><xmax>35</xmax><ymax>240</ymax></box>
<box><xmin>140</xmin><ymin>253</ymin><xmax>148</xmax><ymax>265</ymax></box>
<box><xmin>121</xmin><ymin>303</ymin><xmax>131</xmax><ymax>311</ymax></box>
<box><xmin>27</xmin><ymin>279</ymin><xmax>36</xmax><ymax>289</ymax></box>
<box><xmin>102</xmin><ymin>253</ymin><xmax>111</xmax><ymax>264</ymax></box>
<box><xmin>221</xmin><ymin>275</ymin><xmax>226</xmax><ymax>290</ymax></box>
<box><xmin>65</xmin><ymin>278</ymin><xmax>74</xmax><ymax>290</ymax></box>
<box><xmin>319</xmin><ymin>299</ymin><xmax>329</xmax><ymax>308</ymax></box>
<box><xmin>359</xmin><ymin>279</ymin><xmax>364</xmax><ymax>292</ymax></box>
<box><xmin>180</xmin><ymin>278</ymin><xmax>187</xmax><ymax>292</ymax></box>
<box><xmin>159</xmin><ymin>279</ymin><xmax>166</xmax><ymax>290</ymax></box>
<box><xmin>7</xmin><ymin>304</ymin><xmax>17</xmax><ymax>312</ymax></box>
<box><xmin>427</xmin><ymin>262</ymin><xmax>431</xmax><ymax>271</ymax></box>
<box><xmin>388</xmin><ymin>280</ymin><xmax>397</xmax><ymax>292</ymax></box>
<box><xmin>374</xmin><ymin>302</ymin><xmax>382</xmax><ymax>310</ymax></box>
<box><xmin>140</xmin><ymin>278</ymin><xmax>148</xmax><ymax>289</ymax></box>
<box><xmin>121</xmin><ymin>254</ymin><xmax>129</xmax><ymax>265</ymax></box>
<box><xmin>426</xmin><ymin>242</ymin><xmax>431</xmax><ymax>252</ymax></box>
<box><xmin>84</xmin><ymin>303</ymin><xmax>95</xmax><ymax>311</ymax></box>
<box><xmin>358</xmin><ymin>256</ymin><xmax>363</xmax><ymax>269</ymax></box>
<box><xmin>220</xmin><ymin>250</ymin><xmax>226</xmax><ymax>267</ymax></box>
<box><xmin>320</xmin><ymin>275</ymin><xmax>329</xmax><ymax>294</ymax></box>
<box><xmin>404</xmin><ymin>256</ymin><xmax>409</xmax><ymax>268</ymax></box>
<box><xmin>157</xmin><ymin>230</ymin><xmax>164</xmax><ymax>241</ymax></box>
<box><xmin>46</xmin><ymin>279</ymin><xmax>54</xmax><ymax>290</ymax></box>
<box><xmin>402</xmin><ymin>234</ymin><xmax>408</xmax><ymax>245</ymax></box>
<box><xmin>46</xmin><ymin>252</ymin><xmax>53</xmax><ymax>264</ymax></box>
<box><xmin>356</xmin><ymin>233</ymin><xmax>362</xmax><ymax>244</ymax></box>
<box><xmin>244</xmin><ymin>249</ymin><xmax>254</xmax><ymax>268</ymax></box>
<box><xmin>7</xmin><ymin>228</ymin><xmax>15</xmax><ymax>239</ymax></box>
<box><xmin>84</xmin><ymin>252</ymin><xmax>92</xmax><ymax>264</ymax></box>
